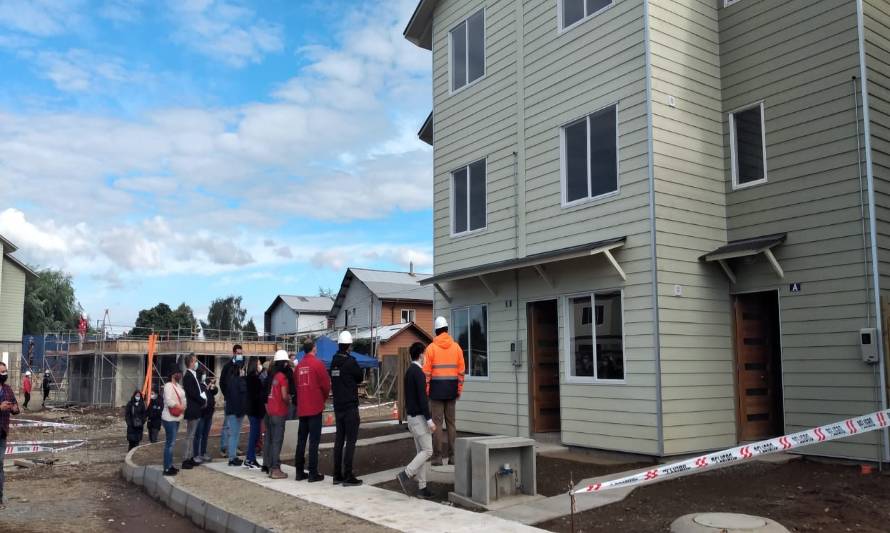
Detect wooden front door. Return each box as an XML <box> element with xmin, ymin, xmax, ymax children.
<box><xmin>528</xmin><ymin>300</ymin><xmax>560</xmax><ymax>433</ymax></box>
<box><xmin>734</xmin><ymin>292</ymin><xmax>783</xmax><ymax>441</ymax></box>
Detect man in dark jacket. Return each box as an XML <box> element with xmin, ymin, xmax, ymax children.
<box><xmin>194</xmin><ymin>373</ymin><xmax>217</xmax><ymax>463</ymax></box>
<box><xmin>181</xmin><ymin>354</ymin><xmax>206</xmax><ymax>469</ymax></box>
<box><xmin>330</xmin><ymin>331</ymin><xmax>363</xmax><ymax>486</ymax></box>
<box><xmin>147</xmin><ymin>389</ymin><xmax>163</xmax><ymax>443</ymax></box>
<box><xmin>218</xmin><ymin>344</ymin><xmax>242</xmax><ymax>456</ymax></box>
<box><xmin>222</xmin><ymin>351</ymin><xmax>247</xmax><ymax>466</ymax></box>
<box><xmin>397</xmin><ymin>342</ymin><xmax>436</xmax><ymax>498</ymax></box>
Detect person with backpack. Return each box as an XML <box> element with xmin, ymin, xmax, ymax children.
<box><xmin>263</xmin><ymin>350</ymin><xmax>292</xmax><ymax>479</ymax></box>
<box><xmin>147</xmin><ymin>389</ymin><xmax>163</xmax><ymax>443</ymax></box>
<box><xmin>124</xmin><ymin>390</ymin><xmax>147</xmax><ymax>450</ymax></box>
<box><xmin>295</xmin><ymin>340</ymin><xmax>331</xmax><ymax>483</ymax></box>
<box><xmin>162</xmin><ymin>371</ymin><xmax>186</xmax><ymax>476</ymax></box>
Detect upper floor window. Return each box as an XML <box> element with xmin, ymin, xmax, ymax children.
<box><xmin>729</xmin><ymin>102</ymin><xmax>767</xmax><ymax>189</ymax></box>
<box><xmin>452</xmin><ymin>159</ymin><xmax>486</xmax><ymax>235</ymax></box>
<box><xmin>561</xmin><ymin>104</ymin><xmax>618</xmax><ymax>206</ymax></box>
<box><xmin>567</xmin><ymin>290</ymin><xmax>624</xmax><ymax>382</ymax></box>
<box><xmin>450</xmin><ymin>9</ymin><xmax>485</xmax><ymax>92</ymax></box>
<box><xmin>401</xmin><ymin>309</ymin><xmax>416</xmax><ymax>323</ymax></box>
<box><xmin>560</xmin><ymin>0</ymin><xmax>612</xmax><ymax>31</ymax></box>
<box><xmin>452</xmin><ymin>304</ymin><xmax>488</xmax><ymax>378</ymax></box>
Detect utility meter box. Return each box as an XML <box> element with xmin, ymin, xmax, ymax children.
<box><xmin>860</xmin><ymin>328</ymin><xmax>878</xmax><ymax>363</ymax></box>
<box><xmin>449</xmin><ymin>436</ymin><xmax>537</xmax><ymax>509</ymax></box>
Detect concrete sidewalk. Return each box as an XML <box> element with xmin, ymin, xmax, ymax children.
<box><xmin>204</xmin><ymin>461</ymin><xmax>547</xmax><ymax>532</ymax></box>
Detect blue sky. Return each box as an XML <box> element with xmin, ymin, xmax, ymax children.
<box><xmin>0</xmin><ymin>0</ymin><xmax>433</xmax><ymax>331</ymax></box>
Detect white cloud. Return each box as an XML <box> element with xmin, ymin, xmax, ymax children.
<box><xmin>27</xmin><ymin>48</ymin><xmax>152</xmax><ymax>92</ymax></box>
<box><xmin>0</xmin><ymin>0</ymin><xmax>87</xmax><ymax>37</ymax></box>
<box><xmin>99</xmin><ymin>0</ymin><xmax>145</xmax><ymax>23</ymax></box>
<box><xmin>310</xmin><ymin>243</ymin><xmax>432</xmax><ymax>272</ymax></box>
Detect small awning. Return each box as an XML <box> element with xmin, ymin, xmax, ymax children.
<box><xmin>418</xmin><ymin>111</ymin><xmax>432</xmax><ymax>146</ymax></box>
<box><xmin>421</xmin><ymin>237</ymin><xmax>626</xmax><ymax>302</ymax></box>
<box><xmin>700</xmin><ymin>233</ymin><xmax>787</xmax><ymax>283</ymax></box>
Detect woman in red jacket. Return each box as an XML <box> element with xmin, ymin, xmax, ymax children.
<box><xmin>22</xmin><ymin>371</ymin><xmax>32</xmax><ymax>410</ymax></box>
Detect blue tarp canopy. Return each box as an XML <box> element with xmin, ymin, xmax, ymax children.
<box><xmin>296</xmin><ymin>336</ymin><xmax>379</xmax><ymax>369</ymax></box>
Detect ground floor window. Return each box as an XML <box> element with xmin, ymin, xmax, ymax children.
<box><xmin>567</xmin><ymin>291</ymin><xmax>623</xmax><ymax>381</ymax></box>
<box><xmin>451</xmin><ymin>304</ymin><xmax>488</xmax><ymax>378</ymax></box>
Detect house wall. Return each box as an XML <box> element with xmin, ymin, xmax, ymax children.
<box><xmin>380</xmin><ymin>301</ymin><xmax>434</xmax><ymax>335</ymax></box>
<box><xmin>333</xmin><ymin>281</ymin><xmax>376</xmax><ymax>330</ymax></box>
<box><xmin>268</xmin><ymin>302</ymin><xmax>298</xmax><ymax>336</ymax></box>
<box><xmin>719</xmin><ymin>0</ymin><xmax>881</xmax><ymax>460</ymax></box>
<box><xmin>378</xmin><ymin>328</ymin><xmax>432</xmax><ymax>359</ymax></box>
<box><xmin>0</xmin><ymin>256</ymin><xmax>26</xmax><ymax>343</ymax></box>
<box><xmin>297</xmin><ymin>312</ymin><xmax>329</xmax><ymax>333</ymax></box>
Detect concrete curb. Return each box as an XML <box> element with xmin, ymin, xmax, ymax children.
<box><xmin>121</xmin><ymin>446</ymin><xmax>272</xmax><ymax>533</ymax></box>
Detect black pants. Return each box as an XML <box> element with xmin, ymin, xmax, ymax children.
<box><xmin>23</xmin><ymin>392</ymin><xmax>30</xmax><ymax>409</ymax></box>
<box><xmin>332</xmin><ymin>407</ymin><xmax>359</xmax><ymax>479</ymax></box>
<box><xmin>295</xmin><ymin>414</ymin><xmax>323</xmax><ymax>475</ymax></box>
<box><xmin>148</xmin><ymin>425</ymin><xmax>161</xmax><ymax>443</ymax></box>
<box><xmin>42</xmin><ymin>389</ymin><xmax>49</xmax><ymax>405</ymax></box>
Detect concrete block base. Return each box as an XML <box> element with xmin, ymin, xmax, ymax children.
<box><xmin>448</xmin><ymin>490</ymin><xmax>546</xmax><ymax>512</ymax></box>
<box><xmin>671</xmin><ymin>513</ymin><xmax>790</xmax><ymax>533</ymax></box>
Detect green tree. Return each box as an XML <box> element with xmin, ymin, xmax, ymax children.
<box><xmin>133</xmin><ymin>302</ymin><xmax>199</xmax><ymax>337</ymax></box>
<box><xmin>242</xmin><ymin>318</ymin><xmax>258</xmax><ymax>341</ymax></box>
<box><xmin>23</xmin><ymin>268</ymin><xmax>82</xmax><ymax>334</ymax></box>
<box><xmin>318</xmin><ymin>287</ymin><xmax>336</xmax><ymax>298</ymax></box>
<box><xmin>200</xmin><ymin>295</ymin><xmax>248</xmax><ymax>339</ymax></box>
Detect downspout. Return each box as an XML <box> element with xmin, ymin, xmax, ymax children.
<box><xmin>856</xmin><ymin>0</ymin><xmax>889</xmax><ymax>462</ymax></box>
<box><xmin>643</xmin><ymin>0</ymin><xmax>664</xmax><ymax>456</ymax></box>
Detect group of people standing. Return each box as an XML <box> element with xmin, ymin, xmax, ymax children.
<box><xmin>19</xmin><ymin>370</ymin><xmax>55</xmax><ymax>410</ymax></box>
<box><xmin>120</xmin><ymin>315</ymin><xmax>465</xmax><ymax>500</ymax></box>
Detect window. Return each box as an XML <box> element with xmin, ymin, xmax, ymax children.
<box><xmin>567</xmin><ymin>291</ymin><xmax>623</xmax><ymax>381</ymax></box>
<box><xmin>452</xmin><ymin>159</ymin><xmax>486</xmax><ymax>235</ymax></box>
<box><xmin>452</xmin><ymin>304</ymin><xmax>488</xmax><ymax>378</ymax></box>
<box><xmin>560</xmin><ymin>0</ymin><xmax>612</xmax><ymax>31</ymax></box>
<box><xmin>561</xmin><ymin>104</ymin><xmax>618</xmax><ymax>205</ymax></box>
<box><xmin>450</xmin><ymin>9</ymin><xmax>484</xmax><ymax>92</ymax></box>
<box><xmin>401</xmin><ymin>309</ymin><xmax>416</xmax><ymax>323</ymax></box>
<box><xmin>729</xmin><ymin>102</ymin><xmax>767</xmax><ymax>189</ymax></box>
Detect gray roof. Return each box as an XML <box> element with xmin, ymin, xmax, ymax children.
<box><xmin>700</xmin><ymin>233</ymin><xmax>787</xmax><ymax>262</ymax></box>
<box><xmin>350</xmin><ymin>322</ymin><xmax>433</xmax><ymax>343</ymax></box>
<box><xmin>275</xmin><ymin>295</ymin><xmax>333</xmax><ymax>313</ymax></box>
<box><xmin>329</xmin><ymin>268</ymin><xmax>433</xmax><ymax>318</ymax></box>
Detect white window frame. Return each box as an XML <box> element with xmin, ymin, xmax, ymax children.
<box><xmin>450</xmin><ymin>158</ymin><xmax>488</xmax><ymax>237</ymax></box>
<box><xmin>723</xmin><ymin>0</ymin><xmax>742</xmax><ymax>7</ymax></box>
<box><xmin>557</xmin><ymin>0</ymin><xmax>615</xmax><ymax>34</ymax></box>
<box><xmin>448</xmin><ymin>7</ymin><xmax>486</xmax><ymax>95</ymax></box>
<box><xmin>563</xmin><ymin>290</ymin><xmax>626</xmax><ymax>384</ymax></box>
<box><xmin>560</xmin><ymin>102</ymin><xmax>620</xmax><ymax>208</ymax></box>
<box><xmin>400</xmin><ymin>309</ymin><xmax>416</xmax><ymax>323</ymax></box>
<box><xmin>451</xmin><ymin>303</ymin><xmax>489</xmax><ymax>381</ymax></box>
<box><xmin>729</xmin><ymin>101</ymin><xmax>768</xmax><ymax>190</ymax></box>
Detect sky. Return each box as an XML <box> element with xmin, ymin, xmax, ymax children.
<box><xmin>0</xmin><ymin>0</ymin><xmax>434</xmax><ymax>332</ymax></box>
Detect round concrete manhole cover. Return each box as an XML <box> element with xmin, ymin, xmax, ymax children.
<box><xmin>693</xmin><ymin>513</ymin><xmax>769</xmax><ymax>529</ymax></box>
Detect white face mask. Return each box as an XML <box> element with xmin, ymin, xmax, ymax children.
<box><xmin>151</xmin><ymin>394</ymin><xmax>158</xmax><ymax>400</ymax></box>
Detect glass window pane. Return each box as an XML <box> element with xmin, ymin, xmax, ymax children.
<box><xmin>453</xmin><ymin>168</ymin><xmax>468</xmax><ymax>233</ymax></box>
<box><xmin>469</xmin><ymin>305</ymin><xmax>487</xmax><ymax>377</ymax></box>
<box><xmin>564</xmin><ymin>119</ymin><xmax>588</xmax><ymax>202</ymax></box>
<box><xmin>595</xmin><ymin>291</ymin><xmax>623</xmax><ymax>380</ymax></box>
<box><xmin>589</xmin><ymin>105</ymin><xmax>617</xmax><ymax>197</ymax></box>
<box><xmin>586</xmin><ymin>0</ymin><xmax>611</xmax><ymax>15</ymax></box>
<box><xmin>562</xmin><ymin>0</ymin><xmax>585</xmax><ymax>28</ymax></box>
<box><xmin>469</xmin><ymin>159</ymin><xmax>486</xmax><ymax>230</ymax></box>
<box><xmin>467</xmin><ymin>10</ymin><xmax>484</xmax><ymax>83</ymax></box>
<box><xmin>570</xmin><ymin>296</ymin><xmax>594</xmax><ymax>377</ymax></box>
<box><xmin>452</xmin><ymin>308</ymin><xmax>470</xmax><ymax>373</ymax></box>
<box><xmin>451</xmin><ymin>23</ymin><xmax>467</xmax><ymax>91</ymax></box>
<box><xmin>734</xmin><ymin>106</ymin><xmax>764</xmax><ymax>184</ymax></box>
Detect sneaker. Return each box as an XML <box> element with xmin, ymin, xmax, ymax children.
<box><xmin>201</xmin><ymin>455</ymin><xmax>212</xmax><ymax>463</ymax></box>
<box><xmin>170</xmin><ymin>466</ymin><xmax>180</xmax><ymax>474</ymax></box>
<box><xmin>228</xmin><ymin>458</ymin><xmax>244</xmax><ymax>467</ymax></box>
<box><xmin>244</xmin><ymin>460</ymin><xmax>261</xmax><ymax>470</ymax></box>
<box><xmin>270</xmin><ymin>469</ymin><xmax>288</xmax><ymax>480</ymax></box>
<box><xmin>219</xmin><ymin>449</ymin><xmax>228</xmax><ymax>458</ymax></box>
<box><xmin>163</xmin><ymin>467</ymin><xmax>178</xmax><ymax>476</ymax></box>
<box><xmin>417</xmin><ymin>487</ymin><xmax>433</xmax><ymax>500</ymax></box>
<box><xmin>193</xmin><ymin>456</ymin><xmax>204</xmax><ymax>464</ymax></box>
<box><xmin>295</xmin><ymin>471</ymin><xmax>308</xmax><ymax>481</ymax></box>
<box><xmin>308</xmin><ymin>473</ymin><xmax>325</xmax><ymax>483</ymax></box>
<box><xmin>332</xmin><ymin>476</ymin><xmax>344</xmax><ymax>485</ymax></box>
<box><xmin>261</xmin><ymin>465</ymin><xmax>269</xmax><ymax>474</ymax></box>
<box><xmin>431</xmin><ymin>457</ymin><xmax>444</xmax><ymax>467</ymax></box>
<box><xmin>181</xmin><ymin>459</ymin><xmax>195</xmax><ymax>470</ymax></box>
<box><xmin>396</xmin><ymin>471</ymin><xmax>411</xmax><ymax>495</ymax></box>
<box><xmin>341</xmin><ymin>476</ymin><xmax>363</xmax><ymax>487</ymax></box>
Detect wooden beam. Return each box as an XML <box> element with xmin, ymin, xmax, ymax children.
<box><xmin>763</xmin><ymin>249</ymin><xmax>784</xmax><ymax>279</ymax></box>
<box><xmin>478</xmin><ymin>275</ymin><xmax>496</xmax><ymax>297</ymax></box>
<box><xmin>534</xmin><ymin>264</ymin><xmax>554</xmax><ymax>289</ymax></box>
<box><xmin>603</xmin><ymin>249</ymin><xmax>627</xmax><ymax>281</ymax></box>
<box><xmin>718</xmin><ymin>259</ymin><xmax>737</xmax><ymax>284</ymax></box>
<box><xmin>433</xmin><ymin>283</ymin><xmax>452</xmax><ymax>303</ymax></box>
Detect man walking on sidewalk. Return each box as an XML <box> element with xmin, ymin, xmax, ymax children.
<box><xmin>182</xmin><ymin>354</ymin><xmax>206</xmax><ymax>469</ymax></box>
<box><xmin>295</xmin><ymin>340</ymin><xmax>331</xmax><ymax>482</ymax></box>
<box><xmin>397</xmin><ymin>342</ymin><xmax>436</xmax><ymax>499</ymax></box>
<box><xmin>0</xmin><ymin>362</ymin><xmax>21</xmax><ymax>508</ymax></box>
<box><xmin>423</xmin><ymin>316</ymin><xmax>465</xmax><ymax>466</ymax></box>
<box><xmin>330</xmin><ymin>331</ymin><xmax>363</xmax><ymax>486</ymax></box>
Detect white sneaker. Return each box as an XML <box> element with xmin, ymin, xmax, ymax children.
<box><xmin>201</xmin><ymin>455</ymin><xmax>212</xmax><ymax>462</ymax></box>
<box><xmin>193</xmin><ymin>456</ymin><xmax>204</xmax><ymax>464</ymax></box>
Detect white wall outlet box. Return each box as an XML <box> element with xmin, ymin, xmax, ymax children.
<box><xmin>668</xmin><ymin>95</ymin><xmax>677</xmax><ymax>107</ymax></box>
<box><xmin>673</xmin><ymin>285</ymin><xmax>683</xmax><ymax>296</ymax></box>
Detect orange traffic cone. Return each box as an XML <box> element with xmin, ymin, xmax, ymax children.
<box><xmin>324</xmin><ymin>413</ymin><xmax>334</xmax><ymax>426</ymax></box>
<box><xmin>391</xmin><ymin>405</ymin><xmax>399</xmax><ymax>420</ymax></box>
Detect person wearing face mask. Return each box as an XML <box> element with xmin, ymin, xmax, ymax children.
<box><xmin>219</xmin><ymin>344</ymin><xmax>243</xmax><ymax>457</ymax></box>
<box><xmin>147</xmin><ymin>389</ymin><xmax>163</xmax><ymax>443</ymax></box>
<box><xmin>0</xmin><ymin>361</ymin><xmax>21</xmax><ymax>508</ymax></box>
<box><xmin>22</xmin><ymin>371</ymin><xmax>32</xmax><ymax>410</ymax></box>
<box><xmin>244</xmin><ymin>357</ymin><xmax>267</xmax><ymax>470</ymax></box>
<box><xmin>264</xmin><ymin>350</ymin><xmax>292</xmax><ymax>479</ymax></box>
<box><xmin>195</xmin><ymin>374</ymin><xmax>218</xmax><ymax>463</ymax></box>
<box><xmin>124</xmin><ymin>390</ymin><xmax>147</xmax><ymax>450</ymax></box>
<box><xmin>396</xmin><ymin>342</ymin><xmax>436</xmax><ymax>499</ymax></box>
<box><xmin>181</xmin><ymin>354</ymin><xmax>207</xmax><ymax>470</ymax></box>
<box><xmin>162</xmin><ymin>370</ymin><xmax>186</xmax><ymax>476</ymax></box>
<box><xmin>294</xmin><ymin>340</ymin><xmax>330</xmax><ymax>483</ymax></box>
<box><xmin>222</xmin><ymin>348</ymin><xmax>248</xmax><ymax>466</ymax></box>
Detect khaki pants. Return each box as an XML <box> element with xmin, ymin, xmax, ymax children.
<box><xmin>430</xmin><ymin>399</ymin><xmax>456</xmax><ymax>462</ymax></box>
<box><xmin>405</xmin><ymin>415</ymin><xmax>433</xmax><ymax>488</ymax></box>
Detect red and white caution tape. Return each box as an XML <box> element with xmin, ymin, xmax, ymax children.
<box><xmin>11</xmin><ymin>419</ymin><xmax>84</xmax><ymax>429</ymax></box>
<box><xmin>4</xmin><ymin>439</ymin><xmax>87</xmax><ymax>455</ymax></box>
<box><xmin>573</xmin><ymin>408</ymin><xmax>890</xmax><ymax>494</ymax></box>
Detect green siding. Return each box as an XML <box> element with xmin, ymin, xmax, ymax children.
<box><xmin>0</xmin><ymin>256</ymin><xmax>26</xmax><ymax>342</ymax></box>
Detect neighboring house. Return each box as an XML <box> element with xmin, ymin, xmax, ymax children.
<box><xmin>405</xmin><ymin>0</ymin><xmax>890</xmax><ymax>462</ymax></box>
<box><xmin>352</xmin><ymin>322</ymin><xmax>434</xmax><ymax>363</ymax></box>
<box><xmin>0</xmin><ymin>234</ymin><xmax>37</xmax><ymax>392</ymax></box>
<box><xmin>329</xmin><ymin>267</ymin><xmax>434</xmax><ymax>337</ymax></box>
<box><xmin>263</xmin><ymin>295</ymin><xmax>334</xmax><ymax>337</ymax></box>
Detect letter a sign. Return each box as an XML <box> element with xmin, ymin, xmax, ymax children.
<box><xmin>790</xmin><ymin>282</ymin><xmax>802</xmax><ymax>293</ymax></box>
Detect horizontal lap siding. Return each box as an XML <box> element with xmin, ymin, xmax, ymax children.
<box><xmin>650</xmin><ymin>0</ymin><xmax>733</xmax><ymax>456</ymax></box>
<box><xmin>721</xmin><ymin>0</ymin><xmax>880</xmax><ymax>460</ymax></box>
<box><xmin>0</xmin><ymin>257</ymin><xmax>25</xmax><ymax>342</ymax></box>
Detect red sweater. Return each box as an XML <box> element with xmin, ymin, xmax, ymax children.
<box><xmin>23</xmin><ymin>376</ymin><xmax>32</xmax><ymax>394</ymax></box>
<box><xmin>295</xmin><ymin>354</ymin><xmax>331</xmax><ymax>417</ymax></box>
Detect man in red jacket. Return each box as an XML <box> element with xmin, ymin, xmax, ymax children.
<box><xmin>22</xmin><ymin>371</ymin><xmax>32</xmax><ymax>410</ymax></box>
<box><xmin>294</xmin><ymin>340</ymin><xmax>331</xmax><ymax>482</ymax></box>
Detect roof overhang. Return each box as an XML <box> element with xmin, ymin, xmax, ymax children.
<box><xmin>421</xmin><ymin>237</ymin><xmax>627</xmax><ymax>302</ymax></box>
<box><xmin>0</xmin><ymin>234</ymin><xmax>18</xmax><ymax>253</ymax></box>
<box><xmin>4</xmin><ymin>253</ymin><xmax>38</xmax><ymax>279</ymax></box>
<box><xmin>403</xmin><ymin>0</ymin><xmax>435</xmax><ymax>50</ymax></box>
<box><xmin>699</xmin><ymin>233</ymin><xmax>787</xmax><ymax>284</ymax></box>
<box><xmin>418</xmin><ymin>111</ymin><xmax>433</xmax><ymax>145</ymax></box>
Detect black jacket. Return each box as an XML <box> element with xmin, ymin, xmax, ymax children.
<box><xmin>404</xmin><ymin>363</ymin><xmax>431</xmax><ymax>420</ymax></box>
<box><xmin>330</xmin><ymin>351</ymin><xmax>362</xmax><ymax>412</ymax></box>
<box><xmin>245</xmin><ymin>372</ymin><xmax>267</xmax><ymax>419</ymax></box>
<box><xmin>223</xmin><ymin>363</ymin><xmax>247</xmax><ymax>417</ymax></box>
<box><xmin>147</xmin><ymin>396</ymin><xmax>163</xmax><ymax>428</ymax></box>
<box><xmin>183</xmin><ymin>369</ymin><xmax>205</xmax><ymax>420</ymax></box>
<box><xmin>202</xmin><ymin>381</ymin><xmax>218</xmax><ymax>417</ymax></box>
<box><xmin>124</xmin><ymin>397</ymin><xmax>147</xmax><ymax>441</ymax></box>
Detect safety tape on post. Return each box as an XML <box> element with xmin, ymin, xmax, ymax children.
<box><xmin>4</xmin><ymin>439</ymin><xmax>87</xmax><ymax>456</ymax></box>
<box><xmin>573</xmin><ymin>408</ymin><xmax>890</xmax><ymax>494</ymax></box>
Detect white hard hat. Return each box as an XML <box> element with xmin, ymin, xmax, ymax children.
<box><xmin>273</xmin><ymin>349</ymin><xmax>289</xmax><ymax>362</ymax></box>
<box><xmin>338</xmin><ymin>330</ymin><xmax>353</xmax><ymax>344</ymax></box>
<box><xmin>434</xmin><ymin>316</ymin><xmax>448</xmax><ymax>330</ymax></box>
<box><xmin>25</xmin><ymin>371</ymin><xmax>31</xmax><ymax>376</ymax></box>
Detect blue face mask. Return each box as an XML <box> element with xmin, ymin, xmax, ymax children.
<box><xmin>234</xmin><ymin>355</ymin><xmax>243</xmax><ymax>363</ymax></box>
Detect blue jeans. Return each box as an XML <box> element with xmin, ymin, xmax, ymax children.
<box><xmin>162</xmin><ymin>420</ymin><xmax>179</xmax><ymax>470</ymax></box>
<box><xmin>194</xmin><ymin>416</ymin><xmax>213</xmax><ymax>458</ymax></box>
<box><xmin>246</xmin><ymin>415</ymin><xmax>262</xmax><ymax>463</ymax></box>
<box><xmin>220</xmin><ymin>415</ymin><xmax>229</xmax><ymax>452</ymax></box>
<box><xmin>226</xmin><ymin>414</ymin><xmax>244</xmax><ymax>461</ymax></box>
